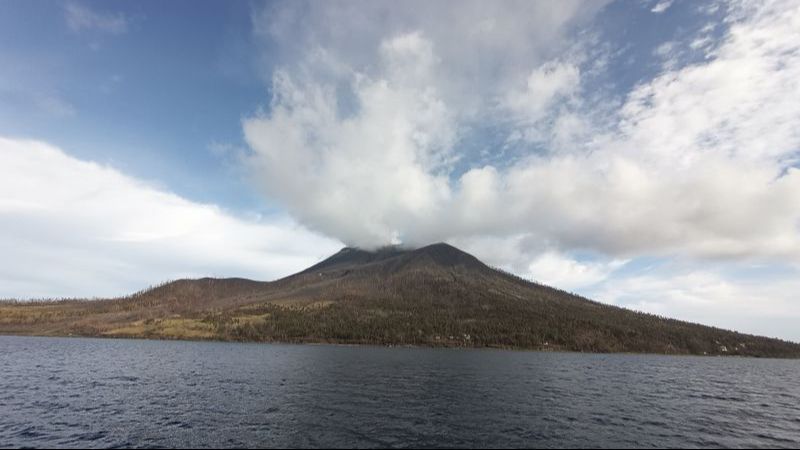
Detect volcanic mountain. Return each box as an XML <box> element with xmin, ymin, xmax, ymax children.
<box><xmin>2</xmin><ymin>243</ymin><xmax>798</xmax><ymax>357</ymax></box>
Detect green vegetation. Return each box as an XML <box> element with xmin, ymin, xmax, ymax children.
<box><xmin>2</xmin><ymin>243</ymin><xmax>799</xmax><ymax>358</ymax></box>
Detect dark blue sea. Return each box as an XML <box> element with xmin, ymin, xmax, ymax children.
<box><xmin>1</xmin><ymin>336</ymin><xmax>798</xmax><ymax>448</ymax></box>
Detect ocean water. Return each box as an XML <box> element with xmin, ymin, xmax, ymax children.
<box><xmin>1</xmin><ymin>335</ymin><xmax>798</xmax><ymax>448</ymax></box>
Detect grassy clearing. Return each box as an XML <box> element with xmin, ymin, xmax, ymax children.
<box><xmin>0</xmin><ymin>304</ymin><xmax>81</xmax><ymax>325</ymax></box>
<box><xmin>103</xmin><ymin>318</ymin><xmax>216</xmax><ymax>339</ymax></box>
<box><xmin>266</xmin><ymin>299</ymin><xmax>334</xmax><ymax>310</ymax></box>
<box><xmin>229</xmin><ymin>313</ymin><xmax>271</xmax><ymax>326</ymax></box>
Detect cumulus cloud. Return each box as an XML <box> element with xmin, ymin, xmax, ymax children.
<box><xmin>244</xmin><ymin>0</ymin><xmax>800</xmax><ymax>263</ymax></box>
<box><xmin>244</xmin><ymin>31</ymin><xmax>457</xmax><ymax>248</ymax></box>
<box><xmin>244</xmin><ymin>1</ymin><xmax>605</xmax><ymax>247</ymax></box>
<box><xmin>0</xmin><ymin>137</ymin><xmax>340</xmax><ymax>299</ymax></box>
<box><xmin>64</xmin><ymin>2</ymin><xmax>129</xmax><ymax>34</ymax></box>
<box><xmin>252</xmin><ymin>0</ymin><xmax>605</xmax><ymax>117</ymax></box>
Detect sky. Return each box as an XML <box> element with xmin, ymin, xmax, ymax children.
<box><xmin>1</xmin><ymin>0</ymin><xmax>799</xmax><ymax>341</ymax></box>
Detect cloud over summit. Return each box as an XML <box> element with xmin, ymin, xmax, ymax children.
<box><xmin>243</xmin><ymin>0</ymin><xmax>800</xmax><ymax>263</ymax></box>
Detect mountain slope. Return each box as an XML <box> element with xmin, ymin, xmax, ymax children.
<box><xmin>1</xmin><ymin>243</ymin><xmax>799</xmax><ymax>357</ymax></box>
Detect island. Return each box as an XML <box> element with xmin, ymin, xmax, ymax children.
<box><xmin>2</xmin><ymin>243</ymin><xmax>799</xmax><ymax>358</ymax></box>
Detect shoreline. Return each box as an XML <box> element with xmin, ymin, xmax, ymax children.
<box><xmin>1</xmin><ymin>332</ymin><xmax>796</xmax><ymax>360</ymax></box>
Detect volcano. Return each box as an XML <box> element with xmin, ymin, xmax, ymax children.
<box><xmin>1</xmin><ymin>243</ymin><xmax>798</xmax><ymax>357</ymax></box>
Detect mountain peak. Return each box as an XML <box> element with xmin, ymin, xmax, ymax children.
<box><xmin>299</xmin><ymin>242</ymin><xmax>488</xmax><ymax>276</ymax></box>
<box><xmin>300</xmin><ymin>244</ymin><xmax>405</xmax><ymax>273</ymax></box>
<box><xmin>407</xmin><ymin>243</ymin><xmax>487</xmax><ymax>270</ymax></box>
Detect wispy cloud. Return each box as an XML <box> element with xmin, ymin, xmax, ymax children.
<box><xmin>0</xmin><ymin>87</ymin><xmax>76</xmax><ymax>118</ymax></box>
<box><xmin>64</xmin><ymin>2</ymin><xmax>129</xmax><ymax>34</ymax></box>
<box><xmin>650</xmin><ymin>0</ymin><xmax>674</xmax><ymax>14</ymax></box>
<box><xmin>33</xmin><ymin>93</ymin><xmax>76</xmax><ymax>117</ymax></box>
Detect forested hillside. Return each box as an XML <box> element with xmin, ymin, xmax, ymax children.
<box><xmin>2</xmin><ymin>243</ymin><xmax>799</xmax><ymax>357</ymax></box>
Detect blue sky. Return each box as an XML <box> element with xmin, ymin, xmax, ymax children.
<box><xmin>0</xmin><ymin>0</ymin><xmax>267</xmax><ymax>210</ymax></box>
<box><xmin>2</xmin><ymin>0</ymin><xmax>800</xmax><ymax>341</ymax></box>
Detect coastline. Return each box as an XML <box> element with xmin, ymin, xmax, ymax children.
<box><xmin>2</xmin><ymin>331</ymin><xmax>797</xmax><ymax>360</ymax></box>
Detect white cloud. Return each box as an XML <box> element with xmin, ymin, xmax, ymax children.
<box><xmin>244</xmin><ymin>1</ymin><xmax>605</xmax><ymax>247</ymax></box>
<box><xmin>252</xmin><ymin>0</ymin><xmax>606</xmax><ymax>117</ymax></box>
<box><xmin>64</xmin><ymin>2</ymin><xmax>129</xmax><ymax>35</ymax></box>
<box><xmin>651</xmin><ymin>0</ymin><xmax>674</xmax><ymax>14</ymax></box>
<box><xmin>526</xmin><ymin>251</ymin><xmax>628</xmax><ymax>290</ymax></box>
<box><xmin>244</xmin><ymin>32</ymin><xmax>456</xmax><ymax>248</ymax></box>
<box><xmin>452</xmin><ymin>237</ymin><xmax>628</xmax><ymax>291</ymax></box>
<box><xmin>589</xmin><ymin>266</ymin><xmax>800</xmax><ymax>341</ymax></box>
<box><xmin>0</xmin><ymin>137</ymin><xmax>341</xmax><ymax>299</ymax></box>
<box><xmin>244</xmin><ymin>0</ymin><xmax>800</xmax><ymax>263</ymax></box>
<box><xmin>503</xmin><ymin>60</ymin><xmax>581</xmax><ymax>127</ymax></box>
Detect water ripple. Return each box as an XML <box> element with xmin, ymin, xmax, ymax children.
<box><xmin>1</xmin><ymin>336</ymin><xmax>799</xmax><ymax>448</ymax></box>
